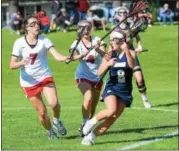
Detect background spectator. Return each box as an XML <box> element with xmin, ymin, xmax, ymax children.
<box><xmin>158</xmin><ymin>3</ymin><xmax>174</xmax><ymax>25</ymax></box>
<box><xmin>38</xmin><ymin>10</ymin><xmax>50</xmax><ymax>34</ymax></box>
<box><xmin>103</xmin><ymin>1</ymin><xmax>115</xmax><ymax>24</ymax></box>
<box><xmin>65</xmin><ymin>0</ymin><xmax>78</xmax><ymax>25</ymax></box>
<box><xmin>86</xmin><ymin>9</ymin><xmax>106</xmax><ymax>32</ymax></box>
<box><xmin>50</xmin><ymin>0</ymin><xmax>63</xmax><ymax>31</ymax></box>
<box><xmin>77</xmin><ymin>0</ymin><xmax>90</xmax><ymax>22</ymax></box>
<box><xmin>11</xmin><ymin>11</ymin><xmax>23</xmax><ymax>35</ymax></box>
<box><xmin>56</xmin><ymin>8</ymin><xmax>71</xmax><ymax>32</ymax></box>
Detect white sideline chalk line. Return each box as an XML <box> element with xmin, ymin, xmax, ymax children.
<box><xmin>132</xmin><ymin>107</ymin><xmax>178</xmax><ymax>113</ymax></box>
<box><xmin>2</xmin><ymin>106</ymin><xmax>178</xmax><ymax>113</ymax></box>
<box><xmin>120</xmin><ymin>130</ymin><xmax>179</xmax><ymax>150</ymax></box>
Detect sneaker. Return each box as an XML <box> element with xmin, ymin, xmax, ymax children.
<box><xmin>53</xmin><ymin>121</ymin><xmax>67</xmax><ymax>136</ymax></box>
<box><xmin>143</xmin><ymin>100</ymin><xmax>151</xmax><ymax>108</ymax></box>
<box><xmin>48</xmin><ymin>130</ymin><xmax>59</xmax><ymax>140</ymax></box>
<box><xmin>81</xmin><ymin>135</ymin><xmax>95</xmax><ymax>146</ymax></box>
<box><xmin>82</xmin><ymin>120</ymin><xmax>96</xmax><ymax>136</ymax></box>
<box><xmin>79</xmin><ymin>123</ymin><xmax>85</xmax><ymax>137</ymax></box>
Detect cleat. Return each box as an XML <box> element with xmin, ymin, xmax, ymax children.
<box><xmin>82</xmin><ymin>120</ymin><xmax>96</xmax><ymax>136</ymax></box>
<box><xmin>81</xmin><ymin>135</ymin><xmax>95</xmax><ymax>146</ymax></box>
<box><xmin>79</xmin><ymin>123</ymin><xmax>85</xmax><ymax>137</ymax></box>
<box><xmin>48</xmin><ymin>130</ymin><xmax>59</xmax><ymax>140</ymax></box>
<box><xmin>143</xmin><ymin>100</ymin><xmax>151</xmax><ymax>108</ymax></box>
<box><xmin>53</xmin><ymin>121</ymin><xmax>67</xmax><ymax>136</ymax></box>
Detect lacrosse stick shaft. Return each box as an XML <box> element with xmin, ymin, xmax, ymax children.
<box><xmin>66</xmin><ymin>27</ymin><xmax>86</xmax><ymax>64</ymax></box>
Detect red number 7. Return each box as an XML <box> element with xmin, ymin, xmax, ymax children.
<box><xmin>29</xmin><ymin>53</ymin><xmax>37</xmax><ymax>64</ymax></box>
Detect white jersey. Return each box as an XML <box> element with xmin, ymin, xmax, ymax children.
<box><xmin>70</xmin><ymin>36</ymin><xmax>105</xmax><ymax>82</ymax></box>
<box><xmin>12</xmin><ymin>35</ymin><xmax>54</xmax><ymax>87</ymax></box>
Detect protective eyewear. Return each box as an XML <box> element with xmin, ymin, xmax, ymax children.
<box><xmin>118</xmin><ymin>11</ymin><xmax>127</xmax><ymax>16</ymax></box>
<box><xmin>110</xmin><ymin>38</ymin><xmax>125</xmax><ymax>44</ymax></box>
<box><xmin>27</xmin><ymin>21</ymin><xmax>41</xmax><ymax>27</ymax></box>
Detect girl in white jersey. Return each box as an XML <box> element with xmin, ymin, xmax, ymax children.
<box><xmin>10</xmin><ymin>15</ymin><xmax>69</xmax><ymax>139</ymax></box>
<box><xmin>70</xmin><ymin>20</ymin><xmax>107</xmax><ymax>136</ymax></box>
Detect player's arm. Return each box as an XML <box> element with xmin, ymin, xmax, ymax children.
<box><xmin>135</xmin><ymin>34</ymin><xmax>143</xmax><ymax>53</ymax></box>
<box><xmin>49</xmin><ymin>47</ymin><xmax>69</xmax><ymax>62</ymax></box>
<box><xmin>69</xmin><ymin>50</ymin><xmax>88</xmax><ymax>61</ymax></box>
<box><xmin>10</xmin><ymin>56</ymin><xmax>29</xmax><ymax>70</ymax></box>
<box><xmin>94</xmin><ymin>40</ymin><xmax>107</xmax><ymax>57</ymax></box>
<box><xmin>120</xmin><ymin>42</ymin><xmax>135</xmax><ymax>69</ymax></box>
<box><xmin>98</xmin><ymin>52</ymin><xmax>116</xmax><ymax>77</ymax></box>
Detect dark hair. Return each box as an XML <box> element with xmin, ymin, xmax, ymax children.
<box><xmin>23</xmin><ymin>15</ymin><xmax>39</xmax><ymax>34</ymax></box>
<box><xmin>23</xmin><ymin>15</ymin><xmax>38</xmax><ymax>26</ymax></box>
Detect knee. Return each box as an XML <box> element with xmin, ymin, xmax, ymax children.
<box><xmin>49</xmin><ymin>100</ymin><xmax>59</xmax><ymax>109</ymax></box>
<box><xmin>106</xmin><ymin>109</ymin><xmax>116</xmax><ymax>118</ymax></box>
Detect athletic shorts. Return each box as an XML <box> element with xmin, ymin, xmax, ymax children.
<box><xmin>22</xmin><ymin>77</ymin><xmax>54</xmax><ymax>97</ymax></box>
<box><xmin>76</xmin><ymin>78</ymin><xmax>103</xmax><ymax>91</ymax></box>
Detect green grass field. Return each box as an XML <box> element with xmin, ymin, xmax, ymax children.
<box><xmin>2</xmin><ymin>25</ymin><xmax>178</xmax><ymax>150</ymax></box>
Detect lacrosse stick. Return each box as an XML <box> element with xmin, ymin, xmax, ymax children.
<box><xmin>66</xmin><ymin>27</ymin><xmax>86</xmax><ymax>64</ymax></box>
<box><xmin>85</xmin><ymin>0</ymin><xmax>149</xmax><ymax>58</ymax></box>
<box><xmin>94</xmin><ymin>0</ymin><xmax>149</xmax><ymax>87</ymax></box>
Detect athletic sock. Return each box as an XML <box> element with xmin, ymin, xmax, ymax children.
<box><xmin>53</xmin><ymin>117</ymin><xmax>60</xmax><ymax>124</ymax></box>
<box><xmin>82</xmin><ymin>118</ymin><xmax>88</xmax><ymax>125</ymax></box>
<box><xmin>90</xmin><ymin>116</ymin><xmax>98</xmax><ymax>125</ymax></box>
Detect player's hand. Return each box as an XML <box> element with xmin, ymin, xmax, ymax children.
<box><xmin>107</xmin><ymin>58</ymin><xmax>116</xmax><ymax>67</ymax></box>
<box><xmin>20</xmin><ymin>57</ymin><xmax>30</xmax><ymax>66</ymax></box>
<box><xmin>120</xmin><ymin>42</ymin><xmax>129</xmax><ymax>52</ymax></box>
<box><xmin>63</xmin><ymin>56</ymin><xmax>70</xmax><ymax>62</ymax></box>
<box><xmin>94</xmin><ymin>40</ymin><xmax>101</xmax><ymax>50</ymax></box>
<box><xmin>104</xmin><ymin>51</ymin><xmax>112</xmax><ymax>61</ymax></box>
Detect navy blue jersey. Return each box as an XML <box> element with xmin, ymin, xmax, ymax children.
<box><xmin>101</xmin><ymin>51</ymin><xmax>133</xmax><ymax>107</ymax></box>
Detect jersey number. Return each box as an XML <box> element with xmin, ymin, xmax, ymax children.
<box><xmin>117</xmin><ymin>70</ymin><xmax>125</xmax><ymax>83</ymax></box>
<box><xmin>29</xmin><ymin>53</ymin><xmax>37</xmax><ymax>64</ymax></box>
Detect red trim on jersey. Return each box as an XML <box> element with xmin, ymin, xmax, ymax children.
<box><xmin>23</xmin><ymin>77</ymin><xmax>54</xmax><ymax>97</ymax></box>
<box><xmin>76</xmin><ymin>78</ymin><xmax>103</xmax><ymax>91</ymax></box>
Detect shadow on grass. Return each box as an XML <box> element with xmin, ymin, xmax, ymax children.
<box><xmin>152</xmin><ymin>102</ymin><xmax>178</xmax><ymax>107</ymax></box>
<box><xmin>96</xmin><ymin>124</ymin><xmax>178</xmax><ymax>145</ymax></box>
<box><xmin>65</xmin><ymin>124</ymin><xmax>178</xmax><ymax>140</ymax></box>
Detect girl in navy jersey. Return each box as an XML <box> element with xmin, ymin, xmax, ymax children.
<box><xmin>114</xmin><ymin>7</ymin><xmax>151</xmax><ymax>108</ymax></box>
<box><xmin>10</xmin><ymin>15</ymin><xmax>69</xmax><ymax>139</ymax></box>
<box><xmin>81</xmin><ymin>30</ymin><xmax>135</xmax><ymax>145</ymax></box>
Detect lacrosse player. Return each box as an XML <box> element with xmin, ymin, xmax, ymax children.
<box><xmin>81</xmin><ymin>30</ymin><xmax>136</xmax><ymax>145</ymax></box>
<box><xmin>10</xmin><ymin>15</ymin><xmax>69</xmax><ymax>139</ymax></box>
<box><xmin>69</xmin><ymin>20</ymin><xmax>107</xmax><ymax>136</ymax></box>
<box><xmin>114</xmin><ymin>6</ymin><xmax>151</xmax><ymax>108</ymax></box>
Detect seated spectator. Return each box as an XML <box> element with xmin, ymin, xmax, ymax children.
<box><xmin>11</xmin><ymin>11</ymin><xmax>23</xmax><ymax>35</ymax></box>
<box><xmin>55</xmin><ymin>8</ymin><xmax>71</xmax><ymax>32</ymax></box>
<box><xmin>77</xmin><ymin>0</ymin><xmax>90</xmax><ymax>22</ymax></box>
<box><xmin>102</xmin><ymin>1</ymin><xmax>115</xmax><ymax>24</ymax></box>
<box><xmin>50</xmin><ymin>0</ymin><xmax>62</xmax><ymax>31</ymax></box>
<box><xmin>38</xmin><ymin>10</ymin><xmax>50</xmax><ymax>34</ymax></box>
<box><xmin>65</xmin><ymin>0</ymin><xmax>78</xmax><ymax>25</ymax></box>
<box><xmin>158</xmin><ymin>3</ymin><xmax>174</xmax><ymax>25</ymax></box>
<box><xmin>86</xmin><ymin>9</ymin><xmax>106</xmax><ymax>32</ymax></box>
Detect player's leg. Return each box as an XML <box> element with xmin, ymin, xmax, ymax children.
<box><xmin>133</xmin><ymin>65</ymin><xmax>151</xmax><ymax>108</ymax></box>
<box><xmin>90</xmin><ymin>88</ymin><xmax>101</xmax><ymax>118</ymax></box>
<box><xmin>29</xmin><ymin>93</ymin><xmax>58</xmax><ymax>139</ymax></box>
<box><xmin>43</xmin><ymin>82</ymin><xmax>67</xmax><ymax>136</ymax></box>
<box><xmin>77</xmin><ymin>81</ymin><xmax>93</xmax><ymax>134</ymax></box>
<box><xmin>82</xmin><ymin>96</ymin><xmax>126</xmax><ymax>145</ymax></box>
<box><xmin>82</xmin><ymin>95</ymin><xmax>118</xmax><ymax>136</ymax></box>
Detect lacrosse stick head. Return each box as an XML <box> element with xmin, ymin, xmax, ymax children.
<box><xmin>77</xmin><ymin>20</ymin><xmax>92</xmax><ymax>38</ymax></box>
<box><xmin>129</xmin><ymin>16</ymin><xmax>148</xmax><ymax>37</ymax></box>
<box><xmin>129</xmin><ymin>0</ymin><xmax>149</xmax><ymax>16</ymax></box>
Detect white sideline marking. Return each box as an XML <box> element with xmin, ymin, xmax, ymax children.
<box><xmin>120</xmin><ymin>130</ymin><xmax>179</xmax><ymax>150</ymax></box>
<box><xmin>2</xmin><ymin>106</ymin><xmax>178</xmax><ymax>113</ymax></box>
<box><xmin>132</xmin><ymin>107</ymin><xmax>178</xmax><ymax>113</ymax></box>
